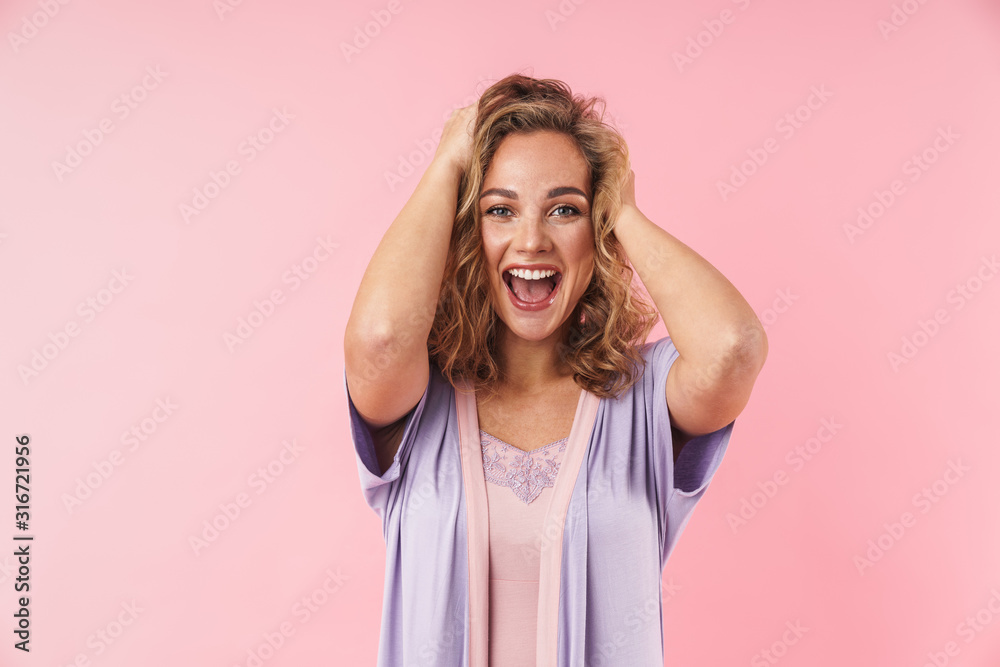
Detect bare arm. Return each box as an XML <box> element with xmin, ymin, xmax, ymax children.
<box><xmin>344</xmin><ymin>106</ymin><xmax>475</xmax><ymax>469</ymax></box>
<box><xmin>612</xmin><ymin>170</ymin><xmax>768</xmax><ymax>458</ymax></box>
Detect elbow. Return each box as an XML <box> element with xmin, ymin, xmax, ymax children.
<box><xmin>344</xmin><ymin>322</ymin><xmax>393</xmax><ymax>372</ymax></box>
<box><xmin>727</xmin><ymin>321</ymin><xmax>768</xmax><ymax>375</ymax></box>
<box><xmin>344</xmin><ymin>310</ymin><xmax>399</xmax><ymax>353</ymax></box>
<box><xmin>345</xmin><ymin>321</ymin><xmax>424</xmax><ymax>380</ymax></box>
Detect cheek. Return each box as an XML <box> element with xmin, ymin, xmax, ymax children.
<box><xmin>570</xmin><ymin>230</ymin><xmax>595</xmax><ymax>264</ymax></box>
<box><xmin>480</xmin><ymin>225</ymin><xmax>500</xmax><ymax>254</ymax></box>
<box><xmin>478</xmin><ymin>234</ymin><xmax>501</xmax><ymax>282</ymax></box>
<box><xmin>480</xmin><ymin>227</ymin><xmax>510</xmax><ymax>267</ymax></box>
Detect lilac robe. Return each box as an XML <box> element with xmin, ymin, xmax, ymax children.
<box><xmin>344</xmin><ymin>335</ymin><xmax>734</xmax><ymax>666</ymax></box>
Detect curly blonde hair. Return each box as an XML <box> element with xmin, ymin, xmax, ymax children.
<box><xmin>427</xmin><ymin>73</ymin><xmax>659</xmax><ymax>401</ymax></box>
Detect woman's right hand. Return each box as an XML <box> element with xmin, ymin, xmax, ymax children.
<box><xmin>434</xmin><ymin>104</ymin><xmax>476</xmax><ymax>176</ymax></box>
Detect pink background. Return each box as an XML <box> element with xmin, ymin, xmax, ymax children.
<box><xmin>2</xmin><ymin>0</ymin><xmax>999</xmax><ymax>664</ymax></box>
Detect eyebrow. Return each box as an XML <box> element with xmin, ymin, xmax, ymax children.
<box><xmin>479</xmin><ymin>186</ymin><xmax>589</xmax><ymax>201</ymax></box>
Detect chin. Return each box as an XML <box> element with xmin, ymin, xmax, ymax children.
<box><xmin>497</xmin><ymin>309</ymin><xmax>571</xmax><ymax>339</ymax></box>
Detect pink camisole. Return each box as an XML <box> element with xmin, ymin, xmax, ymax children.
<box><xmin>480</xmin><ymin>429</ymin><xmax>569</xmax><ymax>667</ymax></box>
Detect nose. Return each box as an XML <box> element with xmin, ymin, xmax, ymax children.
<box><xmin>512</xmin><ymin>211</ymin><xmax>552</xmax><ymax>254</ymax></box>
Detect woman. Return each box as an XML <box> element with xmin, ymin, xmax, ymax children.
<box><xmin>343</xmin><ymin>74</ymin><xmax>767</xmax><ymax>666</ymax></box>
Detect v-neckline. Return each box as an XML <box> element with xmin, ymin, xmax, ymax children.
<box><xmin>453</xmin><ymin>377</ymin><xmax>600</xmax><ymax>667</ymax></box>
<box><xmin>479</xmin><ymin>429</ymin><xmax>569</xmax><ymax>454</ymax></box>
<box><xmin>474</xmin><ymin>382</ymin><xmax>584</xmax><ymax>454</ymax></box>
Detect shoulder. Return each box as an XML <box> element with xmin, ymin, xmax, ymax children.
<box><xmin>597</xmin><ymin>335</ymin><xmax>676</xmax><ymax>403</ymax></box>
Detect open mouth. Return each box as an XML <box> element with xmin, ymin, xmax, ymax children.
<box><xmin>503</xmin><ymin>268</ymin><xmax>562</xmax><ymax>305</ymax></box>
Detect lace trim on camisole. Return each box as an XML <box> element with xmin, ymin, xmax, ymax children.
<box><xmin>480</xmin><ymin>430</ymin><xmax>568</xmax><ymax>505</ymax></box>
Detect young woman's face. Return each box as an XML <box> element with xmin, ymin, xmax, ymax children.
<box><xmin>479</xmin><ymin>129</ymin><xmax>595</xmax><ymax>344</ymax></box>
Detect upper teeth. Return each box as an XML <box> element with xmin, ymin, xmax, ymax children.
<box><xmin>507</xmin><ymin>268</ymin><xmax>558</xmax><ymax>280</ymax></box>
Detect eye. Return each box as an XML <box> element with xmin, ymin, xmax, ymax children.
<box><xmin>553</xmin><ymin>204</ymin><xmax>581</xmax><ymax>216</ymax></box>
<box><xmin>484</xmin><ymin>205</ymin><xmax>513</xmax><ymax>218</ymax></box>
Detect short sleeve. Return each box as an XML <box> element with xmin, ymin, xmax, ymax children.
<box><xmin>644</xmin><ymin>336</ymin><xmax>735</xmax><ymax>568</ymax></box>
<box><xmin>342</xmin><ymin>366</ymin><xmax>432</xmax><ymax>523</ymax></box>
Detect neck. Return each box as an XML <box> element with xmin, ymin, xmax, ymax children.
<box><xmin>494</xmin><ymin>322</ymin><xmax>574</xmax><ymax>394</ymax></box>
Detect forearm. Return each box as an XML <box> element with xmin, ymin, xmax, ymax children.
<box><xmin>613</xmin><ymin>204</ymin><xmax>767</xmax><ymax>370</ymax></box>
<box><xmin>345</xmin><ymin>156</ymin><xmax>461</xmax><ymax>355</ymax></box>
